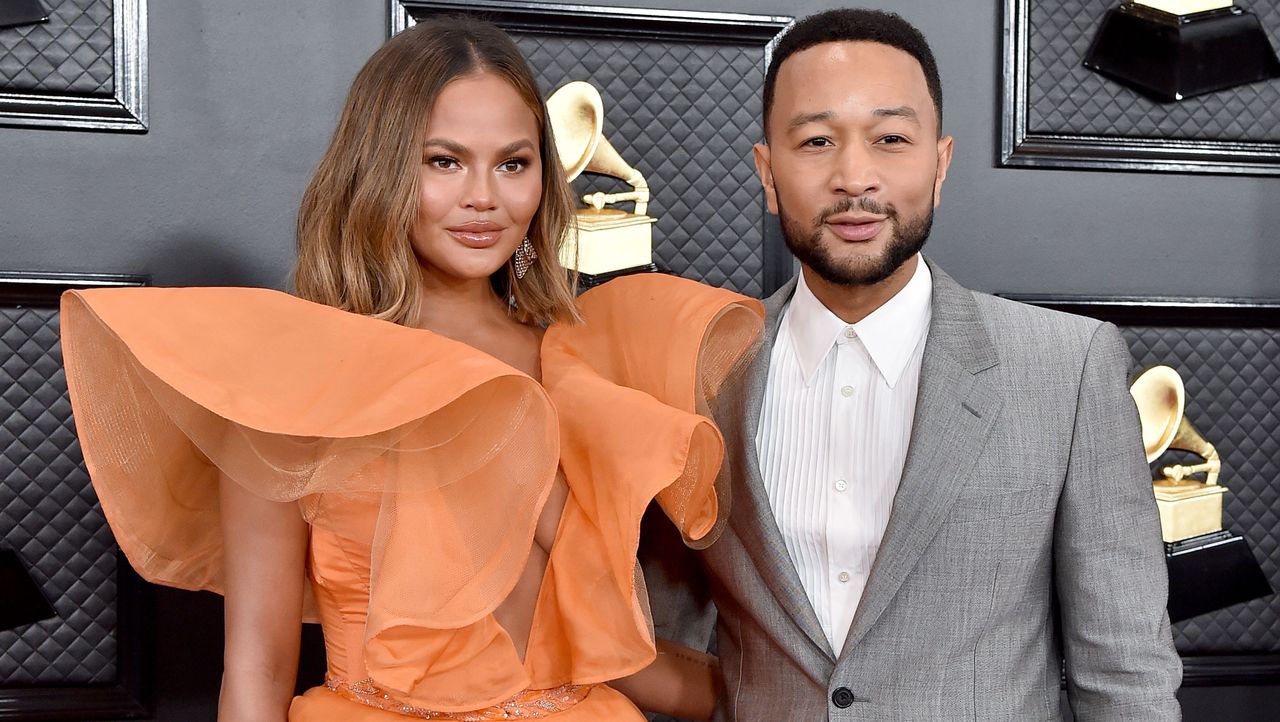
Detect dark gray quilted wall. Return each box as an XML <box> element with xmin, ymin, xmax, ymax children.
<box><xmin>0</xmin><ymin>305</ymin><xmax>117</xmax><ymax>684</ymax></box>
<box><xmin>1120</xmin><ymin>325</ymin><xmax>1280</xmax><ymax>653</ymax></box>
<box><xmin>513</xmin><ymin>34</ymin><xmax>766</xmax><ymax>297</ymax></box>
<box><xmin>0</xmin><ymin>0</ymin><xmax>114</xmax><ymax>96</ymax></box>
<box><xmin>1025</xmin><ymin>0</ymin><xmax>1280</xmax><ymax>142</ymax></box>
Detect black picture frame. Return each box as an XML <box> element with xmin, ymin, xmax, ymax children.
<box><xmin>1000</xmin><ymin>0</ymin><xmax>1280</xmax><ymax>176</ymax></box>
<box><xmin>0</xmin><ymin>0</ymin><xmax>148</xmax><ymax>132</ymax></box>
<box><xmin>0</xmin><ymin>272</ymin><xmax>153</xmax><ymax>720</ymax></box>
<box><xmin>1007</xmin><ymin>293</ymin><xmax>1280</xmax><ymax>685</ymax></box>
<box><xmin>390</xmin><ymin>0</ymin><xmax>795</xmax><ymax>296</ymax></box>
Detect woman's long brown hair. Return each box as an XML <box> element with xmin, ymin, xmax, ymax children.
<box><xmin>294</xmin><ymin>16</ymin><xmax>579</xmax><ymax>326</ymax></box>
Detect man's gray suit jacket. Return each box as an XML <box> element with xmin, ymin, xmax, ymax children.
<box><xmin>646</xmin><ymin>259</ymin><xmax>1182</xmax><ymax>721</ymax></box>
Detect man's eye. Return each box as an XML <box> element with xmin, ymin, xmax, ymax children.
<box><xmin>878</xmin><ymin>135</ymin><xmax>908</xmax><ymax>145</ymax></box>
<box><xmin>802</xmin><ymin>137</ymin><xmax>833</xmax><ymax>148</ymax></box>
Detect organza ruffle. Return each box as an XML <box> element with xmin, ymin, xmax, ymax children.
<box><xmin>525</xmin><ymin>274</ymin><xmax>762</xmax><ymax>689</ymax></box>
<box><xmin>60</xmin><ymin>275</ymin><xmax>762</xmax><ymax>714</ymax></box>
<box><xmin>61</xmin><ymin>287</ymin><xmax>559</xmax><ymax>634</ymax></box>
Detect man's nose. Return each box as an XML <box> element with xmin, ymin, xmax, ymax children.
<box><xmin>829</xmin><ymin>143</ymin><xmax>881</xmax><ymax>198</ymax></box>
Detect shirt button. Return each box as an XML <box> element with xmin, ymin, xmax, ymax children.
<box><xmin>837</xmin><ymin>571</ymin><xmax>850</xmax><ymax>583</ymax></box>
<box><xmin>840</xmin><ymin>385</ymin><xmax>854</xmax><ymax>397</ymax></box>
<box><xmin>834</xmin><ymin>479</ymin><xmax>848</xmax><ymax>492</ymax></box>
<box><xmin>843</xmin><ymin>327</ymin><xmax>856</xmax><ymax>339</ymax></box>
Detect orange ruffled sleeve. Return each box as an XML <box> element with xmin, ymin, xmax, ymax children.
<box><xmin>60</xmin><ymin>277</ymin><xmax>762</xmax><ymax>710</ymax></box>
<box><xmin>60</xmin><ymin>287</ymin><xmax>560</xmax><ymax>631</ymax></box>
<box><xmin>527</xmin><ymin>273</ymin><xmax>763</xmax><ymax>687</ymax></box>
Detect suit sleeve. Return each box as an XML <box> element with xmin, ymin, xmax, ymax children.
<box><xmin>1055</xmin><ymin>321</ymin><xmax>1182</xmax><ymax>720</ymax></box>
<box><xmin>637</xmin><ymin>506</ymin><xmax>720</xmax><ymax>722</ymax></box>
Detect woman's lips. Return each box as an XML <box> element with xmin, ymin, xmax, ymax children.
<box><xmin>826</xmin><ymin>219</ymin><xmax>885</xmax><ymax>242</ymax></box>
<box><xmin>447</xmin><ymin>226</ymin><xmax>505</xmax><ymax>248</ymax></box>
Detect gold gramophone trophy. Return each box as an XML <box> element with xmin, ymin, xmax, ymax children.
<box><xmin>546</xmin><ymin>81</ymin><xmax>658</xmax><ymax>284</ymax></box>
<box><xmin>1130</xmin><ymin>366</ymin><xmax>1271</xmax><ymax>621</ymax></box>
<box><xmin>1131</xmin><ymin>365</ymin><xmax>1225</xmax><ymax>542</ymax></box>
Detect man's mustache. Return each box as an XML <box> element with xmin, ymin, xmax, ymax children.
<box><xmin>816</xmin><ymin>197</ymin><xmax>895</xmax><ymax>225</ymax></box>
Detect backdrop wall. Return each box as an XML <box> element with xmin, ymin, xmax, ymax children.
<box><xmin>1</xmin><ymin>1</ymin><xmax>1275</xmax><ymax>719</ymax></box>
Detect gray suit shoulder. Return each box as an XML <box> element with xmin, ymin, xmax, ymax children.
<box><xmin>968</xmin><ymin>289</ymin><xmax>1110</xmax><ymax>369</ymax></box>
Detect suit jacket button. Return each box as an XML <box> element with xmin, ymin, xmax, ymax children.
<box><xmin>831</xmin><ymin>687</ymin><xmax>855</xmax><ymax>708</ymax></box>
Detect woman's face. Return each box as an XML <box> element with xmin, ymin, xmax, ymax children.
<box><xmin>411</xmin><ymin>72</ymin><xmax>543</xmax><ymax>283</ymax></box>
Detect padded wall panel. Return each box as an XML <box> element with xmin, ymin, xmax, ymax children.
<box><xmin>1121</xmin><ymin>324</ymin><xmax>1280</xmax><ymax>654</ymax></box>
<box><xmin>0</xmin><ymin>306</ymin><xmax>117</xmax><ymax>685</ymax></box>
<box><xmin>1024</xmin><ymin>0</ymin><xmax>1280</xmax><ymax>142</ymax></box>
<box><xmin>0</xmin><ymin>274</ymin><xmax>149</xmax><ymax>720</ymax></box>
<box><xmin>1015</xmin><ymin>295</ymin><xmax>1280</xmax><ymax>682</ymax></box>
<box><xmin>517</xmin><ymin>34</ymin><xmax>765</xmax><ymax>296</ymax></box>
<box><xmin>0</xmin><ymin>0</ymin><xmax>114</xmax><ymax>95</ymax></box>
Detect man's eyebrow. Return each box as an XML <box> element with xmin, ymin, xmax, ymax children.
<box><xmin>785</xmin><ymin>107</ymin><xmax>921</xmax><ymax>130</ymax></box>
<box><xmin>787</xmin><ymin>111</ymin><xmax>834</xmax><ymax>130</ymax></box>
<box><xmin>873</xmin><ymin>106</ymin><xmax>920</xmax><ymax>123</ymax></box>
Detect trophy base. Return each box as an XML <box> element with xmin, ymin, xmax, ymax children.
<box><xmin>1154</xmin><ymin>480</ymin><xmax>1226</xmax><ymax>542</ymax></box>
<box><xmin>1083</xmin><ymin>4</ymin><xmax>1280</xmax><ymax>101</ymax></box>
<box><xmin>561</xmin><ymin>208</ymin><xmax>657</xmax><ymax>277</ymax></box>
<box><xmin>575</xmin><ymin>263</ymin><xmax>662</xmax><ymax>291</ymax></box>
<box><xmin>1165</xmin><ymin>530</ymin><xmax>1272</xmax><ymax>622</ymax></box>
<box><xmin>0</xmin><ymin>0</ymin><xmax>49</xmax><ymax>30</ymax></box>
<box><xmin>0</xmin><ymin>548</ymin><xmax>56</xmax><ymax>632</ymax></box>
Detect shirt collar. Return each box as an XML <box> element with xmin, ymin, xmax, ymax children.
<box><xmin>784</xmin><ymin>256</ymin><xmax>933</xmax><ymax>388</ymax></box>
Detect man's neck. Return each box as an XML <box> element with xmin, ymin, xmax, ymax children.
<box><xmin>801</xmin><ymin>255</ymin><xmax>920</xmax><ymax>325</ymax></box>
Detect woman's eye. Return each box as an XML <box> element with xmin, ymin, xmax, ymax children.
<box><xmin>427</xmin><ymin>156</ymin><xmax>460</xmax><ymax>170</ymax></box>
<box><xmin>498</xmin><ymin>158</ymin><xmax>530</xmax><ymax>173</ymax></box>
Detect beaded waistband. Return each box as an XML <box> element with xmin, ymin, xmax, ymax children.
<box><xmin>325</xmin><ymin>677</ymin><xmax>594</xmax><ymax>720</ymax></box>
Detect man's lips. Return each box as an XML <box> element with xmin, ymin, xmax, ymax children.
<box><xmin>825</xmin><ymin>218</ymin><xmax>885</xmax><ymax>242</ymax></box>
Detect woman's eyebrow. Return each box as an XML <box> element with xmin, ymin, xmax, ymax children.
<box><xmin>422</xmin><ymin>138</ymin><xmax>468</xmax><ymax>155</ymax></box>
<box><xmin>497</xmin><ymin>139</ymin><xmax>535</xmax><ymax>156</ymax></box>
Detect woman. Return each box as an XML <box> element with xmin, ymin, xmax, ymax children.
<box><xmin>60</xmin><ymin>15</ymin><xmax>761</xmax><ymax>722</ymax></box>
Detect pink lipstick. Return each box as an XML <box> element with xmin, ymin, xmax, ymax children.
<box><xmin>447</xmin><ymin>220</ymin><xmax>506</xmax><ymax>248</ymax></box>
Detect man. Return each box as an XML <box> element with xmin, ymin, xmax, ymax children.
<box><xmin>646</xmin><ymin>8</ymin><xmax>1182</xmax><ymax>721</ymax></box>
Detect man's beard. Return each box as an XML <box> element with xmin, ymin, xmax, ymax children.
<box><xmin>779</xmin><ymin>194</ymin><xmax>934</xmax><ymax>287</ymax></box>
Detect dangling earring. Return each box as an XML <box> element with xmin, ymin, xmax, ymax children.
<box><xmin>513</xmin><ymin>236</ymin><xmax>537</xmax><ymax>279</ymax></box>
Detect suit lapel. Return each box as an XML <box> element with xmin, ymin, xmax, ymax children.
<box><xmin>840</xmin><ymin>260</ymin><xmax>1003</xmax><ymax>658</ymax></box>
<box><xmin>721</xmin><ymin>276</ymin><xmax>836</xmax><ymax>660</ymax></box>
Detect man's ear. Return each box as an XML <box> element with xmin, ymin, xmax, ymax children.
<box><xmin>932</xmin><ymin>135</ymin><xmax>954</xmax><ymax>208</ymax></box>
<box><xmin>753</xmin><ymin>142</ymin><xmax>778</xmax><ymax>215</ymax></box>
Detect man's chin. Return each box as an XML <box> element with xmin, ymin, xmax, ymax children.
<box><xmin>818</xmin><ymin>244</ymin><xmax>889</xmax><ymax>274</ymax></box>
<box><xmin>805</xmin><ymin>246</ymin><xmax>915</xmax><ymax>287</ymax></box>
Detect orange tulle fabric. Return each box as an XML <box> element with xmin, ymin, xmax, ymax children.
<box><xmin>60</xmin><ymin>274</ymin><xmax>762</xmax><ymax>719</ymax></box>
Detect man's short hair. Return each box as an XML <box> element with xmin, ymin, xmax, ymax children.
<box><xmin>763</xmin><ymin>9</ymin><xmax>943</xmax><ymax>135</ymax></box>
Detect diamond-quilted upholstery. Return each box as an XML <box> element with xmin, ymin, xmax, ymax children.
<box><xmin>513</xmin><ymin>34</ymin><xmax>766</xmax><ymax>296</ymax></box>
<box><xmin>1121</xmin><ymin>325</ymin><xmax>1280</xmax><ymax>653</ymax></box>
<box><xmin>0</xmin><ymin>0</ymin><xmax>114</xmax><ymax>96</ymax></box>
<box><xmin>1025</xmin><ymin>0</ymin><xmax>1280</xmax><ymax>142</ymax></box>
<box><xmin>0</xmin><ymin>306</ymin><xmax>117</xmax><ymax>684</ymax></box>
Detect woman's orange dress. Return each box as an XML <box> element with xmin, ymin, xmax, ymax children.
<box><xmin>59</xmin><ymin>274</ymin><xmax>762</xmax><ymax>720</ymax></box>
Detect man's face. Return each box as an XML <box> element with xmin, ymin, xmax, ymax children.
<box><xmin>755</xmin><ymin>41</ymin><xmax>953</xmax><ymax>287</ymax></box>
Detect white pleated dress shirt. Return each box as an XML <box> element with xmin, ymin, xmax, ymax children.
<box><xmin>756</xmin><ymin>257</ymin><xmax>933</xmax><ymax>654</ymax></box>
